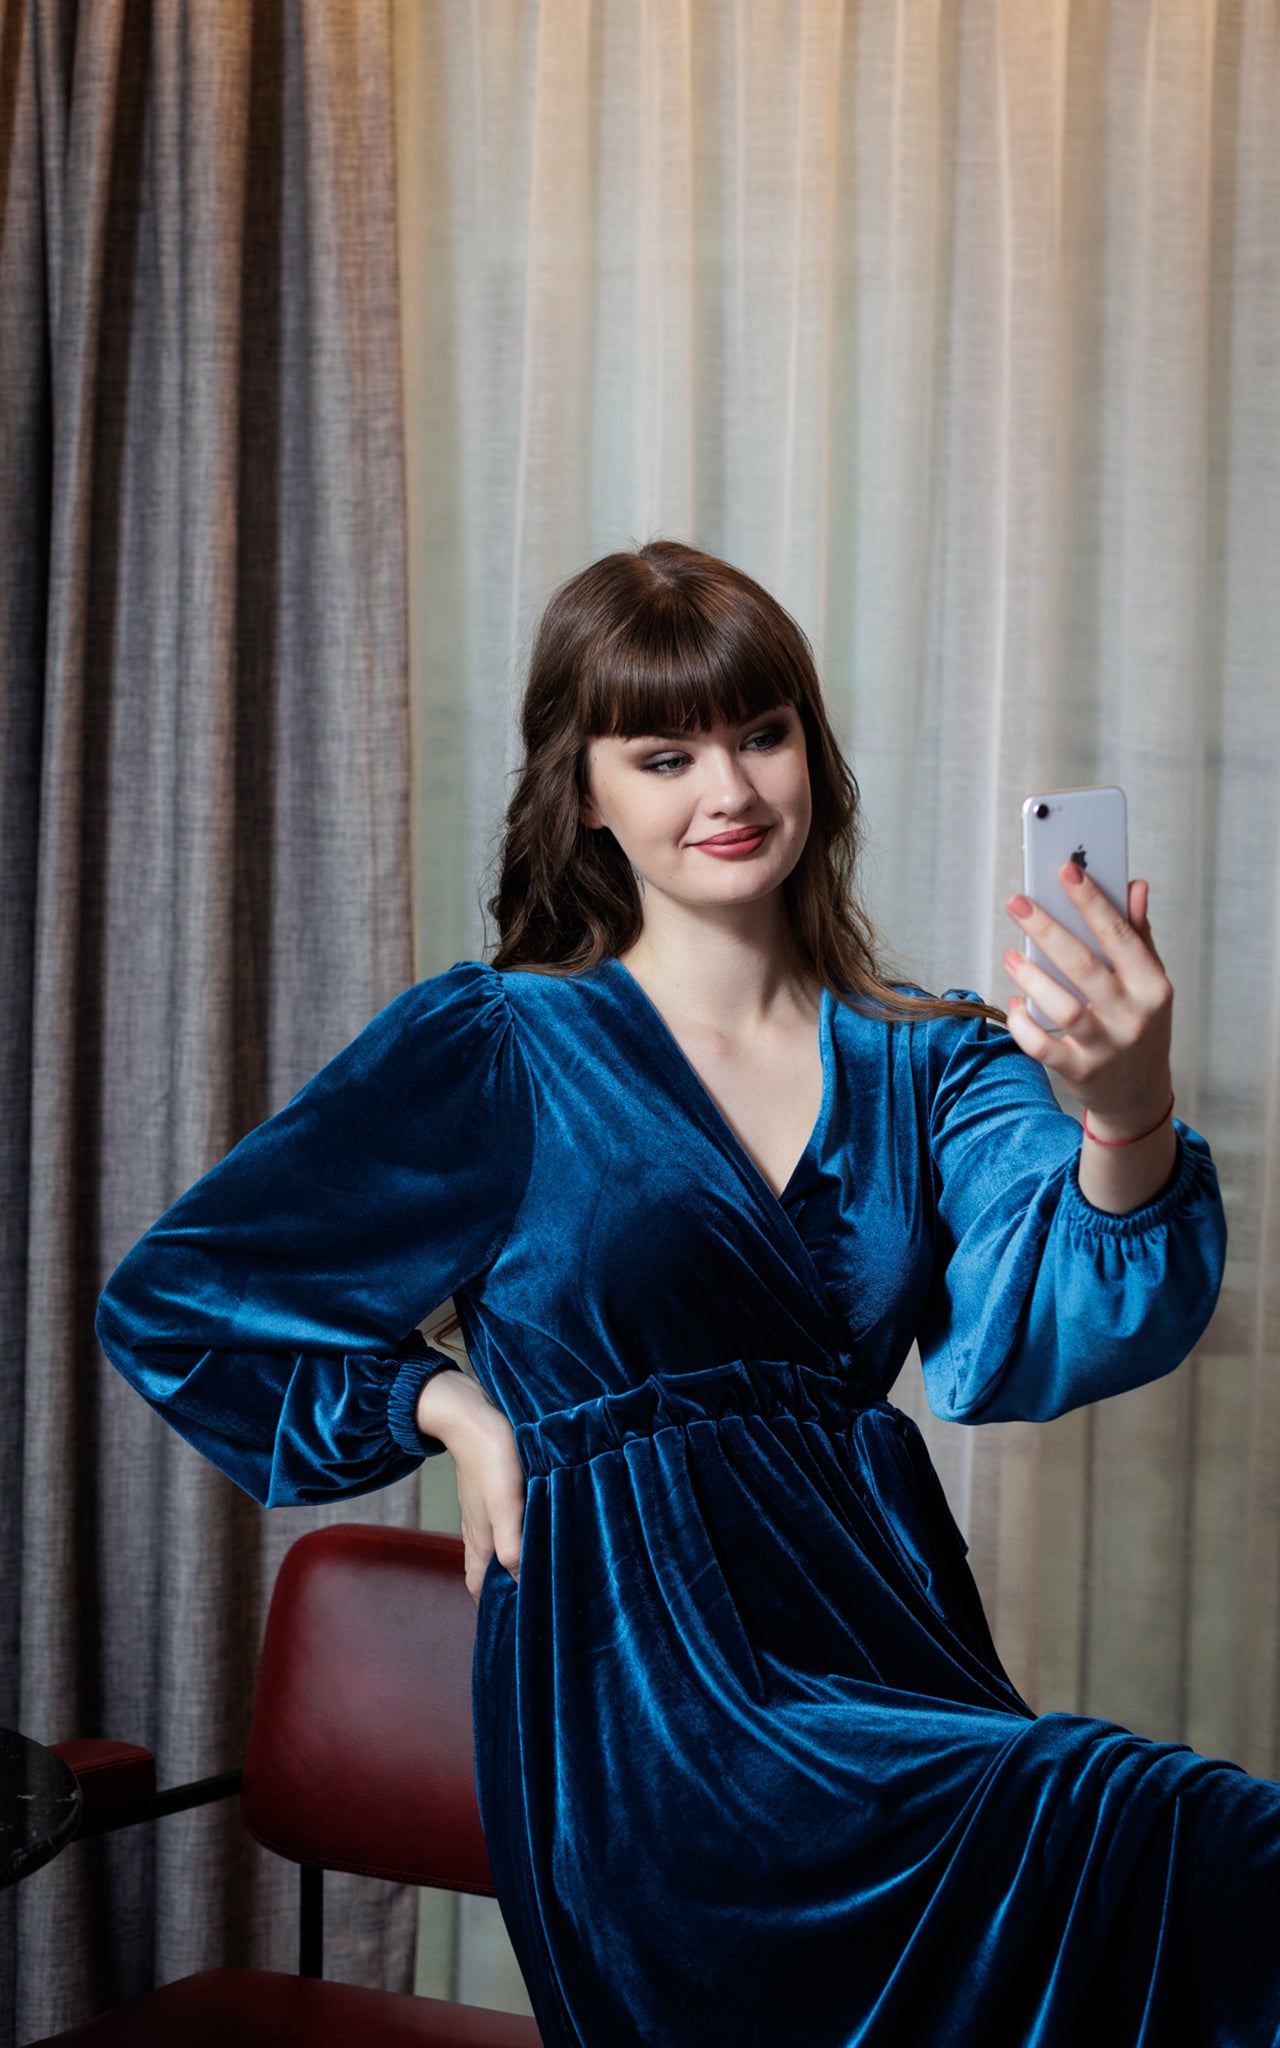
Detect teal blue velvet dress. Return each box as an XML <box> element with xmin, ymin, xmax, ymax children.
<box><xmin>96</xmin><ymin>961</ymin><xmax>1280</xmax><ymax>2047</ymax></box>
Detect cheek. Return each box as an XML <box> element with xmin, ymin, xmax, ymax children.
<box><xmin>765</xmin><ymin>747</ymin><xmax>812</xmax><ymax>821</ymax></box>
<box><xmin>634</xmin><ymin>780</ymin><xmax>696</xmax><ymax>849</ymax></box>
<box><xmin>597</xmin><ymin>773</ymin><xmax>689</xmax><ymax>854</ymax></box>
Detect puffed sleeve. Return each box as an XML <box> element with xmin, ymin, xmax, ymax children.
<box><xmin>913</xmin><ymin>989</ymin><xmax>1227</xmax><ymax>1425</ymax></box>
<box><xmin>94</xmin><ymin>961</ymin><xmax>534</xmax><ymax>1506</ymax></box>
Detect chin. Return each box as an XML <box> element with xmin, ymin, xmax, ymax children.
<box><xmin>680</xmin><ymin>860</ymin><xmax>795</xmax><ymax>908</ymax></box>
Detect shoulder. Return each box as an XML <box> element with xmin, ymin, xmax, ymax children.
<box><xmin>831</xmin><ymin>981</ymin><xmax>1034</xmax><ymax>1113</ymax></box>
<box><xmin>349</xmin><ymin>959</ymin><xmax>507</xmax><ymax>1058</ymax></box>
<box><xmin>356</xmin><ymin>957</ymin><xmax>608</xmax><ymax>1076</ymax></box>
<box><xmin>832</xmin><ymin>981</ymin><xmax>1008</xmax><ymax>1050</ymax></box>
<box><xmin>304</xmin><ymin>961</ymin><xmax>530</xmax><ymax>1110</ymax></box>
<box><xmin>913</xmin><ymin>987</ymin><xmax>1014</xmax><ymax>1060</ymax></box>
<box><xmin>891</xmin><ymin>985</ymin><xmax>1056</xmax><ymax>1130</ymax></box>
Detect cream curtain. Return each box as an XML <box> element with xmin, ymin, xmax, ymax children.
<box><xmin>394</xmin><ymin>0</ymin><xmax>1280</xmax><ymax>2014</ymax></box>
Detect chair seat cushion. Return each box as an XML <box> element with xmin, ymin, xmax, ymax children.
<box><xmin>45</xmin><ymin>1740</ymin><xmax>157</xmax><ymax>1823</ymax></box>
<box><xmin>24</xmin><ymin>1969</ymin><xmax>543</xmax><ymax>2047</ymax></box>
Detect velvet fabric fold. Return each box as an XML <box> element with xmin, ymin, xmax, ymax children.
<box><xmin>97</xmin><ymin>958</ymin><xmax>1278</xmax><ymax>2044</ymax></box>
<box><xmin>479</xmin><ymin>1357</ymin><xmax>1280</xmax><ymax>2045</ymax></box>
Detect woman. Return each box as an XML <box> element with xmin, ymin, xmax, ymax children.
<box><xmin>97</xmin><ymin>542</ymin><xmax>1277</xmax><ymax>2047</ymax></box>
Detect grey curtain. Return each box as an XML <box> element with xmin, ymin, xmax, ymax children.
<box><xmin>0</xmin><ymin>3</ymin><xmax>416</xmax><ymax>2040</ymax></box>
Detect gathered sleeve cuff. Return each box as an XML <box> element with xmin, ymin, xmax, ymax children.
<box><xmin>914</xmin><ymin>991</ymin><xmax>1228</xmax><ymax>1426</ymax></box>
<box><xmin>384</xmin><ymin>1338</ymin><xmax>464</xmax><ymax>1457</ymax></box>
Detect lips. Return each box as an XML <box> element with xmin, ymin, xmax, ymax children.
<box><xmin>692</xmin><ymin>823</ymin><xmax>761</xmax><ymax>847</ymax></box>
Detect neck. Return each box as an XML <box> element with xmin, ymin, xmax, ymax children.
<box><xmin>618</xmin><ymin>890</ymin><xmax>811</xmax><ymax>1032</ymax></box>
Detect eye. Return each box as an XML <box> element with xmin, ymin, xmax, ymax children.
<box><xmin>639</xmin><ymin>749</ymin><xmax>690</xmax><ymax>775</ymax></box>
<box><xmin>743</xmin><ymin>721</ymin><xmax>788</xmax><ymax>751</ymax></box>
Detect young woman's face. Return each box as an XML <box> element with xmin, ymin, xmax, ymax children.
<box><xmin>580</xmin><ymin>704</ymin><xmax>812</xmax><ymax>913</ymax></box>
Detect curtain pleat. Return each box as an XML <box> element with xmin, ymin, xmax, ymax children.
<box><xmin>0</xmin><ymin>4</ymin><xmax>414</xmax><ymax>2041</ymax></box>
<box><xmin>395</xmin><ymin>0</ymin><xmax>1280</xmax><ymax>2007</ymax></box>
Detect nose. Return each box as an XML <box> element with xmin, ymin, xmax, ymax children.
<box><xmin>701</xmin><ymin>745</ymin><xmax>757</xmax><ymax>816</ymax></box>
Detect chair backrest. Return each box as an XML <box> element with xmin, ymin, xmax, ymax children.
<box><xmin>241</xmin><ymin>1523</ymin><xmax>495</xmax><ymax>1895</ymax></box>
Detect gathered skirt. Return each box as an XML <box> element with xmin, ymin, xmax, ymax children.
<box><xmin>472</xmin><ymin>1359</ymin><xmax>1280</xmax><ymax>2047</ymax></box>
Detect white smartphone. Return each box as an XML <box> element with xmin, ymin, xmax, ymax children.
<box><xmin>1020</xmin><ymin>785</ymin><xmax>1129</xmax><ymax>1032</ymax></box>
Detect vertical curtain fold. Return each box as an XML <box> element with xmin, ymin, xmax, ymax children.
<box><xmin>0</xmin><ymin>3</ymin><xmax>415</xmax><ymax>2041</ymax></box>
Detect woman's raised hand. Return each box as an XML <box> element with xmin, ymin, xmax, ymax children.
<box><xmin>1002</xmin><ymin>863</ymin><xmax>1179</xmax><ymax>1216</ymax></box>
<box><xmin>415</xmin><ymin>1369</ymin><xmax>525</xmax><ymax>1602</ymax></box>
<box><xmin>1003</xmin><ymin>863</ymin><xmax>1174</xmax><ymax>1126</ymax></box>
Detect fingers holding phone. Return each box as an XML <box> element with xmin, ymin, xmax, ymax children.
<box><xmin>1016</xmin><ymin>787</ymin><xmax>1129</xmax><ymax>1031</ymax></box>
<box><xmin>1003</xmin><ymin>786</ymin><xmax>1174</xmax><ymax>1129</ymax></box>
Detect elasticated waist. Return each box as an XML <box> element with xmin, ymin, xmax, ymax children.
<box><xmin>514</xmin><ymin>1356</ymin><xmax>880</xmax><ymax>1477</ymax></box>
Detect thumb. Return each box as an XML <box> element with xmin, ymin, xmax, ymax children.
<box><xmin>491</xmin><ymin>1503</ymin><xmax>523</xmax><ymax>1582</ymax></box>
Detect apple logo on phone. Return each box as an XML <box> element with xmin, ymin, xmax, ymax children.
<box><xmin>1071</xmin><ymin>845</ymin><xmax>1088</xmax><ymax>871</ymax></box>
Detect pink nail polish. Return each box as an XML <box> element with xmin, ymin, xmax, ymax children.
<box><xmin>1063</xmin><ymin>862</ymin><xmax>1083</xmax><ymax>886</ymax></box>
<box><xmin>1009</xmin><ymin>895</ymin><xmax>1032</xmax><ymax>919</ymax></box>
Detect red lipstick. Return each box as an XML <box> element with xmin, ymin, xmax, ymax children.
<box><xmin>692</xmin><ymin>827</ymin><xmax>769</xmax><ymax>858</ymax></box>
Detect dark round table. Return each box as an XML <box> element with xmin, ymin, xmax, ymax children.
<box><xmin>0</xmin><ymin>1727</ymin><xmax>82</xmax><ymax>1887</ymax></box>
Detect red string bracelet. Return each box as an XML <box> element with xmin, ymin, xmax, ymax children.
<box><xmin>1082</xmin><ymin>1092</ymin><xmax>1175</xmax><ymax>1147</ymax></box>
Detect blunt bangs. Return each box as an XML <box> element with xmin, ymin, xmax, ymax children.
<box><xmin>578</xmin><ymin>604</ymin><xmax>806</xmax><ymax>741</ymax></box>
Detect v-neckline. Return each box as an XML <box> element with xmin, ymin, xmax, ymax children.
<box><xmin>603</xmin><ymin>957</ymin><xmax>834</xmax><ymax>1210</ymax></box>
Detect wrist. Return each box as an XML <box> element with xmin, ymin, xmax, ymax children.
<box><xmin>1082</xmin><ymin>1087</ymin><xmax>1175</xmax><ymax>1147</ymax></box>
<box><xmin>415</xmin><ymin>1364</ymin><xmax>498</xmax><ymax>1451</ymax></box>
<box><xmin>1074</xmin><ymin>1113</ymin><xmax>1179</xmax><ymax>1216</ymax></box>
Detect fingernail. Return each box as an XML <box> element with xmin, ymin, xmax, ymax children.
<box><xmin>1008</xmin><ymin>895</ymin><xmax>1032</xmax><ymax>918</ymax></box>
<box><xmin>1003</xmin><ymin>949</ymin><xmax>1021</xmax><ymax>973</ymax></box>
<box><xmin>1063</xmin><ymin>862</ymin><xmax>1084</xmax><ymax>886</ymax></box>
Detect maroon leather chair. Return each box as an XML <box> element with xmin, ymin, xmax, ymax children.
<box><xmin>29</xmin><ymin>1525</ymin><xmax>542</xmax><ymax>2047</ymax></box>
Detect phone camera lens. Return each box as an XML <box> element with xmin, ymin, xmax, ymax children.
<box><xmin>1034</xmin><ymin>803</ymin><xmax>1050</xmax><ymax>820</ymax></box>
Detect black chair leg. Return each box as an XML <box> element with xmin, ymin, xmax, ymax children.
<box><xmin>299</xmin><ymin>1863</ymin><xmax>324</xmax><ymax>1978</ymax></box>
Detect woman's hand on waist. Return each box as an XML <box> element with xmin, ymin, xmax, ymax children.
<box><xmin>416</xmin><ymin>1369</ymin><xmax>524</xmax><ymax>1602</ymax></box>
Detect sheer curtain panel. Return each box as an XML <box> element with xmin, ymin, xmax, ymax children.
<box><xmin>394</xmin><ymin>0</ymin><xmax>1280</xmax><ymax>2003</ymax></box>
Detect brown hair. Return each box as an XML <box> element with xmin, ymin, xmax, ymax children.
<box><xmin>487</xmin><ymin>540</ymin><xmax>1006</xmax><ymax>1030</ymax></box>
